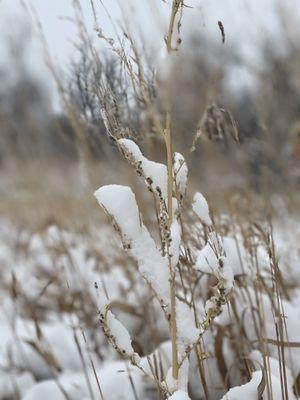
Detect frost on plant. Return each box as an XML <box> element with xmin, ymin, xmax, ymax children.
<box><xmin>94</xmin><ymin>139</ymin><xmax>234</xmax><ymax>397</ymax></box>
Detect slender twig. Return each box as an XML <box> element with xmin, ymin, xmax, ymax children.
<box><xmin>164</xmin><ymin>0</ymin><xmax>184</xmax><ymax>382</ymax></box>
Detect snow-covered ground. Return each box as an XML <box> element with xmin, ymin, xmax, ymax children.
<box><xmin>1</xmin><ymin>141</ymin><xmax>300</xmax><ymax>399</ymax></box>
<box><xmin>0</xmin><ymin>200</ymin><xmax>299</xmax><ymax>400</ymax></box>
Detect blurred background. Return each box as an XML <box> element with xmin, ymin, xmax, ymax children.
<box><xmin>0</xmin><ymin>0</ymin><xmax>300</xmax><ymax>228</ymax></box>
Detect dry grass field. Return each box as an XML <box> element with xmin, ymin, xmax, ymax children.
<box><xmin>0</xmin><ymin>1</ymin><xmax>300</xmax><ymax>399</ymax></box>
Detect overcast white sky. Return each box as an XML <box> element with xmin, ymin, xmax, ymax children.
<box><xmin>0</xmin><ymin>0</ymin><xmax>299</xmax><ymax>102</ymax></box>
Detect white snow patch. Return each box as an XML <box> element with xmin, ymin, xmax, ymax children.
<box><xmin>168</xmin><ymin>389</ymin><xmax>191</xmax><ymax>400</ymax></box>
<box><xmin>170</xmin><ymin>215</ymin><xmax>182</xmax><ymax>267</ymax></box>
<box><xmin>173</xmin><ymin>152</ymin><xmax>188</xmax><ymax>196</ymax></box>
<box><xmin>195</xmin><ymin>244</ymin><xmax>234</xmax><ymax>294</ymax></box>
<box><xmin>165</xmin><ymin>358</ymin><xmax>190</xmax><ymax>393</ymax></box>
<box><xmin>94</xmin><ymin>185</ymin><xmax>169</xmax><ymax>305</ymax></box>
<box><xmin>195</xmin><ymin>242</ymin><xmax>218</xmax><ymax>274</ymax></box>
<box><xmin>0</xmin><ymin>371</ymin><xmax>34</xmax><ymax>399</ymax></box>
<box><xmin>250</xmin><ymin>350</ymin><xmax>295</xmax><ymax>390</ymax></box>
<box><xmin>118</xmin><ymin>138</ymin><xmax>168</xmax><ymax>198</ymax></box>
<box><xmin>23</xmin><ymin>380</ymin><xmax>65</xmax><ymax>400</ymax></box>
<box><xmin>192</xmin><ymin>192</ymin><xmax>212</xmax><ymax>226</ymax></box>
<box><xmin>220</xmin><ymin>370</ymin><xmax>297</xmax><ymax>400</ymax></box>
<box><xmin>105</xmin><ymin>310</ymin><xmax>135</xmax><ymax>356</ymax></box>
<box><xmin>176</xmin><ymin>299</ymin><xmax>201</xmax><ymax>360</ymax></box>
